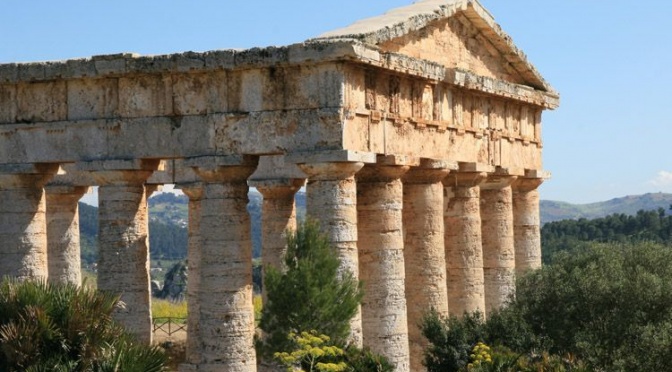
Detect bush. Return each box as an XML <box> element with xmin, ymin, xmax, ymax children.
<box><xmin>0</xmin><ymin>278</ymin><xmax>166</xmax><ymax>371</ymax></box>
<box><xmin>422</xmin><ymin>242</ymin><xmax>672</xmax><ymax>371</ymax></box>
<box><xmin>257</xmin><ymin>220</ymin><xmax>363</xmax><ymax>358</ymax></box>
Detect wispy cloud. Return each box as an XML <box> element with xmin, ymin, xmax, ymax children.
<box><xmin>649</xmin><ymin>171</ymin><xmax>672</xmax><ymax>188</ymax></box>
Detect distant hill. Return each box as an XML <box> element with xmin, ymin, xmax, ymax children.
<box><xmin>79</xmin><ymin>191</ymin><xmax>672</xmax><ymax>265</ymax></box>
<box><xmin>541</xmin><ymin>193</ymin><xmax>672</xmax><ymax>224</ymax></box>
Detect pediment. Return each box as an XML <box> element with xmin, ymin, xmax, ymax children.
<box><xmin>314</xmin><ymin>0</ymin><xmax>555</xmax><ymax>94</ymax></box>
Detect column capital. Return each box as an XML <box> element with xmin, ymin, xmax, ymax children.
<box><xmin>481</xmin><ymin>174</ymin><xmax>517</xmax><ymax>190</ymax></box>
<box><xmin>77</xmin><ymin>159</ymin><xmax>160</xmax><ymax>186</ymax></box>
<box><xmin>177</xmin><ymin>182</ymin><xmax>204</xmax><ymax>201</ymax></box>
<box><xmin>287</xmin><ymin>150</ymin><xmax>376</xmax><ymax>165</ymax></box>
<box><xmin>357</xmin><ymin>164</ymin><xmax>409</xmax><ymax>183</ymax></box>
<box><xmin>0</xmin><ymin>163</ymin><xmax>59</xmax><ymax>188</ymax></box>
<box><xmin>299</xmin><ymin>162</ymin><xmax>364</xmax><ymax>181</ymax></box>
<box><xmin>442</xmin><ymin>171</ymin><xmax>488</xmax><ymax>188</ymax></box>
<box><xmin>252</xmin><ymin>178</ymin><xmax>304</xmax><ymax>199</ymax></box>
<box><xmin>187</xmin><ymin>155</ymin><xmax>258</xmax><ymax>183</ymax></box>
<box><xmin>44</xmin><ymin>185</ymin><xmax>90</xmax><ymax>198</ymax></box>
<box><xmin>512</xmin><ymin>177</ymin><xmax>544</xmax><ymax>192</ymax></box>
<box><xmin>403</xmin><ymin>158</ymin><xmax>457</xmax><ymax>184</ymax></box>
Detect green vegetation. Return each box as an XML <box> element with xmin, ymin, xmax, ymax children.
<box><xmin>541</xmin><ymin>206</ymin><xmax>672</xmax><ymax>262</ymax></box>
<box><xmin>274</xmin><ymin>331</ymin><xmax>348</xmax><ymax>372</ymax></box>
<box><xmin>422</xmin><ymin>241</ymin><xmax>672</xmax><ymax>371</ymax></box>
<box><xmin>152</xmin><ymin>299</ymin><xmax>187</xmax><ymax>320</ymax></box>
<box><xmin>257</xmin><ymin>220</ymin><xmax>363</xmax><ymax>357</ymax></box>
<box><xmin>0</xmin><ymin>278</ymin><xmax>165</xmax><ymax>371</ymax></box>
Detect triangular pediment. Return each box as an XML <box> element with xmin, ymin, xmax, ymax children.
<box><xmin>313</xmin><ymin>0</ymin><xmax>555</xmax><ymax>94</ymax></box>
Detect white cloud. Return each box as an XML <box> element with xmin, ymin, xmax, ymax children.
<box><xmin>649</xmin><ymin>171</ymin><xmax>672</xmax><ymax>188</ymax></box>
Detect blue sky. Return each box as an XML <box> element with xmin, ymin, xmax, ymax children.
<box><xmin>2</xmin><ymin>1</ymin><xmax>671</xmax><ymax>204</ymax></box>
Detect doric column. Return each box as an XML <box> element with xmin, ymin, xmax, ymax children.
<box><xmin>295</xmin><ymin>150</ymin><xmax>375</xmax><ymax>347</ymax></box>
<box><xmin>0</xmin><ymin>163</ymin><xmax>58</xmax><ymax>280</ymax></box>
<box><xmin>356</xmin><ymin>156</ymin><xmax>411</xmax><ymax>371</ymax></box>
<box><xmin>178</xmin><ymin>182</ymin><xmax>204</xmax><ymax>367</ymax></box>
<box><xmin>480</xmin><ymin>173</ymin><xmax>517</xmax><ymax>315</ymax></box>
<box><xmin>512</xmin><ymin>176</ymin><xmax>545</xmax><ymax>276</ymax></box>
<box><xmin>45</xmin><ymin>185</ymin><xmax>89</xmax><ymax>286</ymax></box>
<box><xmin>442</xmin><ymin>169</ymin><xmax>488</xmax><ymax>317</ymax></box>
<box><xmin>402</xmin><ymin>159</ymin><xmax>453</xmax><ymax>372</ymax></box>
<box><xmin>82</xmin><ymin>159</ymin><xmax>158</xmax><ymax>345</ymax></box>
<box><xmin>251</xmin><ymin>179</ymin><xmax>303</xmax><ymax>301</ymax></box>
<box><xmin>180</xmin><ymin>155</ymin><xmax>258</xmax><ymax>372</ymax></box>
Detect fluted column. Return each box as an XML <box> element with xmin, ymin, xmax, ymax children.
<box><xmin>93</xmin><ymin>167</ymin><xmax>155</xmax><ymax>344</ymax></box>
<box><xmin>443</xmin><ymin>172</ymin><xmax>487</xmax><ymax>317</ymax></box>
<box><xmin>181</xmin><ymin>157</ymin><xmax>258</xmax><ymax>372</ymax></box>
<box><xmin>45</xmin><ymin>185</ymin><xmax>89</xmax><ymax>286</ymax></box>
<box><xmin>402</xmin><ymin>160</ymin><xmax>451</xmax><ymax>372</ymax></box>
<box><xmin>357</xmin><ymin>163</ymin><xmax>410</xmax><ymax>371</ymax></box>
<box><xmin>512</xmin><ymin>178</ymin><xmax>544</xmax><ymax>276</ymax></box>
<box><xmin>179</xmin><ymin>182</ymin><xmax>204</xmax><ymax>367</ymax></box>
<box><xmin>298</xmin><ymin>161</ymin><xmax>365</xmax><ymax>347</ymax></box>
<box><xmin>480</xmin><ymin>175</ymin><xmax>517</xmax><ymax>315</ymax></box>
<box><xmin>0</xmin><ymin>164</ymin><xmax>57</xmax><ymax>280</ymax></box>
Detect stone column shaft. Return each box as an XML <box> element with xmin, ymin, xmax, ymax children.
<box><xmin>254</xmin><ymin>179</ymin><xmax>303</xmax><ymax>302</ymax></box>
<box><xmin>357</xmin><ymin>164</ymin><xmax>410</xmax><ymax>371</ymax></box>
<box><xmin>403</xmin><ymin>163</ymin><xmax>450</xmax><ymax>372</ymax></box>
<box><xmin>96</xmin><ymin>172</ymin><xmax>154</xmax><ymax>344</ymax></box>
<box><xmin>513</xmin><ymin>178</ymin><xmax>544</xmax><ymax>276</ymax></box>
<box><xmin>180</xmin><ymin>183</ymin><xmax>204</xmax><ymax>367</ymax></box>
<box><xmin>299</xmin><ymin>161</ymin><xmax>364</xmax><ymax>347</ymax></box>
<box><xmin>45</xmin><ymin>185</ymin><xmax>89</xmax><ymax>286</ymax></box>
<box><xmin>0</xmin><ymin>165</ymin><xmax>57</xmax><ymax>280</ymax></box>
<box><xmin>182</xmin><ymin>162</ymin><xmax>258</xmax><ymax>372</ymax></box>
<box><xmin>480</xmin><ymin>175</ymin><xmax>517</xmax><ymax>315</ymax></box>
<box><xmin>443</xmin><ymin>172</ymin><xmax>487</xmax><ymax>317</ymax></box>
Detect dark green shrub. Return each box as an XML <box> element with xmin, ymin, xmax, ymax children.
<box><xmin>0</xmin><ymin>278</ymin><xmax>165</xmax><ymax>371</ymax></box>
<box><xmin>257</xmin><ymin>220</ymin><xmax>363</xmax><ymax>359</ymax></box>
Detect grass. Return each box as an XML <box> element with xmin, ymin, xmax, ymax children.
<box><xmin>152</xmin><ymin>299</ymin><xmax>187</xmax><ymax>319</ymax></box>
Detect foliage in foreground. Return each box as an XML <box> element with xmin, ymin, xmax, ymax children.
<box><xmin>274</xmin><ymin>331</ymin><xmax>393</xmax><ymax>372</ymax></box>
<box><xmin>257</xmin><ymin>220</ymin><xmax>363</xmax><ymax>357</ymax></box>
<box><xmin>422</xmin><ymin>241</ymin><xmax>672</xmax><ymax>372</ymax></box>
<box><xmin>0</xmin><ymin>278</ymin><xmax>166</xmax><ymax>371</ymax></box>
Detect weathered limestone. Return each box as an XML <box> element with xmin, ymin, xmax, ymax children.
<box><xmin>296</xmin><ymin>150</ymin><xmax>375</xmax><ymax>347</ymax></box>
<box><xmin>179</xmin><ymin>182</ymin><xmax>204</xmax><ymax>368</ymax></box>
<box><xmin>480</xmin><ymin>174</ymin><xmax>517</xmax><ymax>315</ymax></box>
<box><xmin>84</xmin><ymin>160</ymin><xmax>158</xmax><ymax>345</ymax></box>
<box><xmin>0</xmin><ymin>164</ymin><xmax>58</xmax><ymax>280</ymax></box>
<box><xmin>443</xmin><ymin>169</ymin><xmax>488</xmax><ymax>317</ymax></box>
<box><xmin>402</xmin><ymin>159</ymin><xmax>453</xmax><ymax>372</ymax></box>
<box><xmin>45</xmin><ymin>185</ymin><xmax>89</xmax><ymax>286</ymax></box>
<box><xmin>0</xmin><ymin>2</ymin><xmax>558</xmax><ymax>368</ymax></box>
<box><xmin>253</xmin><ymin>180</ymin><xmax>303</xmax><ymax>290</ymax></box>
<box><xmin>512</xmin><ymin>177</ymin><xmax>544</xmax><ymax>276</ymax></box>
<box><xmin>181</xmin><ymin>156</ymin><xmax>258</xmax><ymax>372</ymax></box>
<box><xmin>357</xmin><ymin>158</ymin><xmax>411</xmax><ymax>371</ymax></box>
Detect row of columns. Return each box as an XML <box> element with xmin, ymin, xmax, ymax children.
<box><xmin>0</xmin><ymin>155</ymin><xmax>544</xmax><ymax>372</ymax></box>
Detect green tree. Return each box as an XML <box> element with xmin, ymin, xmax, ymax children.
<box><xmin>422</xmin><ymin>241</ymin><xmax>672</xmax><ymax>371</ymax></box>
<box><xmin>257</xmin><ymin>220</ymin><xmax>363</xmax><ymax>360</ymax></box>
<box><xmin>0</xmin><ymin>278</ymin><xmax>166</xmax><ymax>371</ymax></box>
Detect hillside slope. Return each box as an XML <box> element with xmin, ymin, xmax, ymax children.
<box><xmin>541</xmin><ymin>192</ymin><xmax>672</xmax><ymax>223</ymax></box>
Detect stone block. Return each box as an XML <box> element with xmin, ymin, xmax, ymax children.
<box><xmin>18</xmin><ymin>63</ymin><xmax>46</xmax><ymax>81</ymax></box>
<box><xmin>173</xmin><ymin>52</ymin><xmax>206</xmax><ymax>72</ymax></box>
<box><xmin>67</xmin><ymin>78</ymin><xmax>119</xmax><ymax>120</ymax></box>
<box><xmin>204</xmin><ymin>50</ymin><xmax>236</xmax><ymax>70</ymax></box>
<box><xmin>0</xmin><ymin>85</ymin><xmax>17</xmax><ymax>124</ymax></box>
<box><xmin>118</xmin><ymin>75</ymin><xmax>173</xmax><ymax>117</ymax></box>
<box><xmin>17</xmin><ymin>81</ymin><xmax>67</xmax><ymax>123</ymax></box>
<box><xmin>0</xmin><ymin>63</ymin><xmax>18</xmax><ymax>84</ymax></box>
<box><xmin>65</xmin><ymin>59</ymin><xmax>96</xmax><ymax>79</ymax></box>
<box><xmin>239</xmin><ymin>69</ymin><xmax>264</xmax><ymax>112</ymax></box>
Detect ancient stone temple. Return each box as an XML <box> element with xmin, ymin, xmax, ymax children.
<box><xmin>0</xmin><ymin>0</ymin><xmax>557</xmax><ymax>370</ymax></box>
